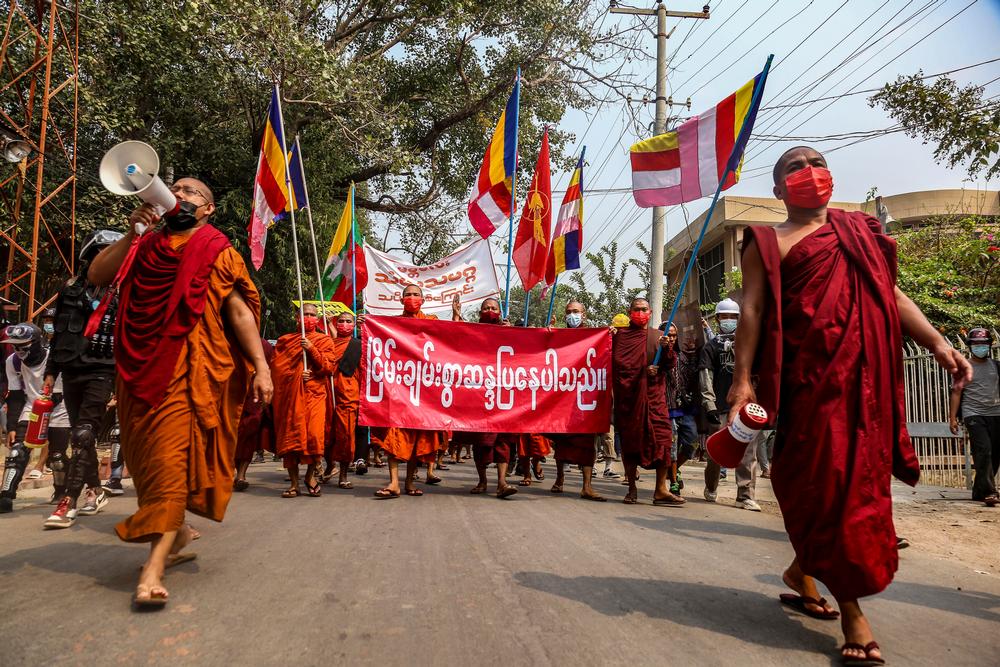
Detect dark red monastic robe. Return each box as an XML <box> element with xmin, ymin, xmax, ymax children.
<box><xmin>612</xmin><ymin>327</ymin><xmax>674</xmax><ymax>469</ymax></box>
<box><xmin>235</xmin><ymin>338</ymin><xmax>275</xmax><ymax>462</ymax></box>
<box><xmin>744</xmin><ymin>208</ymin><xmax>919</xmax><ymax>600</ymax></box>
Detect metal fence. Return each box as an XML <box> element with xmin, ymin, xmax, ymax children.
<box><xmin>903</xmin><ymin>329</ymin><xmax>999</xmax><ymax>488</ymax></box>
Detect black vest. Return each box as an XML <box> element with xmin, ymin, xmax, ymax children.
<box><xmin>50</xmin><ymin>275</ymin><xmax>116</xmax><ymax>370</ymax></box>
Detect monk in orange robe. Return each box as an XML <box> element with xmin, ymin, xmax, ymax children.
<box><xmin>89</xmin><ymin>178</ymin><xmax>272</xmax><ymax>609</ymax></box>
<box><xmin>515</xmin><ymin>434</ymin><xmax>551</xmax><ymax>487</ymax></box>
<box><xmin>270</xmin><ymin>303</ymin><xmax>339</xmax><ymax>498</ymax></box>
<box><xmin>324</xmin><ymin>311</ymin><xmax>362</xmax><ymax>490</ymax></box>
<box><xmin>234</xmin><ymin>337</ymin><xmax>275</xmax><ymax>492</ymax></box>
<box><xmin>731</xmin><ymin>146</ymin><xmax>972</xmax><ymax>664</ymax></box>
<box><xmin>369</xmin><ymin>284</ymin><xmax>447</xmax><ymax>498</ymax></box>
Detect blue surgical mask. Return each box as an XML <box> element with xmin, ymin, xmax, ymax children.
<box><xmin>42</xmin><ymin>323</ymin><xmax>54</xmax><ymax>335</ymax></box>
<box><xmin>566</xmin><ymin>312</ymin><xmax>583</xmax><ymax>328</ymax></box>
<box><xmin>970</xmin><ymin>344</ymin><xmax>990</xmax><ymax>359</ymax></box>
<box><xmin>718</xmin><ymin>319</ymin><xmax>737</xmax><ymax>335</ymax></box>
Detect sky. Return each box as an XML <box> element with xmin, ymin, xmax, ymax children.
<box><xmin>487</xmin><ymin>0</ymin><xmax>1000</xmax><ymax>290</ymax></box>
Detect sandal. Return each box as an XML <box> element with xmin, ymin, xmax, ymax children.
<box><xmin>496</xmin><ymin>486</ymin><xmax>518</xmax><ymax>499</ymax></box>
<box><xmin>550</xmin><ymin>484</ymin><xmax>564</xmax><ymax>494</ymax></box>
<box><xmin>470</xmin><ymin>485</ymin><xmax>487</xmax><ymax>495</ymax></box>
<box><xmin>425</xmin><ymin>476</ymin><xmax>443</xmax><ymax>485</ymax></box>
<box><xmin>233</xmin><ymin>479</ymin><xmax>249</xmax><ymax>492</ymax></box>
<box><xmin>581</xmin><ymin>493</ymin><xmax>607</xmax><ymax>502</ymax></box>
<box><xmin>533</xmin><ymin>464</ymin><xmax>544</xmax><ymax>481</ymax></box>
<box><xmin>653</xmin><ymin>495</ymin><xmax>686</xmax><ymax>507</ymax></box>
<box><xmin>305</xmin><ymin>482</ymin><xmax>322</xmax><ymax>497</ymax></box>
<box><xmin>779</xmin><ymin>594</ymin><xmax>840</xmax><ymax>620</ymax></box>
<box><xmin>132</xmin><ymin>584</ymin><xmax>169</xmax><ymax>609</ymax></box>
<box><xmin>281</xmin><ymin>488</ymin><xmax>299</xmax><ymax>498</ymax></box>
<box><xmin>406</xmin><ymin>488</ymin><xmax>424</xmax><ymax>497</ymax></box>
<box><xmin>518</xmin><ymin>479</ymin><xmax>532</xmax><ymax>486</ymax></box>
<box><xmin>623</xmin><ymin>493</ymin><xmax>638</xmax><ymax>505</ymax></box>
<box><xmin>338</xmin><ymin>480</ymin><xmax>354</xmax><ymax>489</ymax></box>
<box><xmin>841</xmin><ymin>641</ymin><xmax>884</xmax><ymax>666</ymax></box>
<box><xmin>374</xmin><ymin>488</ymin><xmax>400</xmax><ymax>499</ymax></box>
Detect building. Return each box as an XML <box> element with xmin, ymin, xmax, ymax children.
<box><xmin>663</xmin><ymin>188</ymin><xmax>1000</xmax><ymax>308</ymax></box>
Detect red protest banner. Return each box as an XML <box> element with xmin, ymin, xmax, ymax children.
<box><xmin>360</xmin><ymin>316</ymin><xmax>611</xmax><ymax>433</ymax></box>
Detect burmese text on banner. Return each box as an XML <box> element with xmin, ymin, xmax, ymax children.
<box><xmin>360</xmin><ymin>317</ymin><xmax>611</xmax><ymax>433</ymax></box>
<box><xmin>362</xmin><ymin>239</ymin><xmax>500</xmax><ymax>317</ymax></box>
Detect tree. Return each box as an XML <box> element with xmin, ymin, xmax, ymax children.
<box><xmin>894</xmin><ymin>216</ymin><xmax>1000</xmax><ymax>332</ymax></box>
<box><xmin>870</xmin><ymin>73</ymin><xmax>1000</xmax><ymax>180</ymax></box>
<box><xmin>568</xmin><ymin>241</ymin><xmax>640</xmax><ymax>325</ymax></box>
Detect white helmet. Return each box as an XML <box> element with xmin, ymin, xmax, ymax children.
<box><xmin>715</xmin><ymin>298</ymin><xmax>740</xmax><ymax>316</ymax></box>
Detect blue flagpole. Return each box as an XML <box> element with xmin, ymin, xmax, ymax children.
<box><xmin>502</xmin><ymin>67</ymin><xmax>521</xmax><ymax>320</ymax></box>
<box><xmin>545</xmin><ymin>275</ymin><xmax>559</xmax><ymax>326</ymax></box>
<box><xmin>654</xmin><ymin>56</ymin><xmax>773</xmax><ymax>364</ymax></box>
<box><xmin>350</xmin><ymin>183</ymin><xmax>359</xmax><ymax>338</ymax></box>
<box><xmin>523</xmin><ymin>286</ymin><xmax>531</xmax><ymax>326</ymax></box>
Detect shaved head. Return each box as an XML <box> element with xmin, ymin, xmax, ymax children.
<box><xmin>402</xmin><ymin>284</ymin><xmax>423</xmax><ymax>298</ymax></box>
<box><xmin>173</xmin><ymin>176</ymin><xmax>215</xmax><ymax>205</ymax></box>
<box><xmin>772</xmin><ymin>146</ymin><xmax>826</xmax><ymax>186</ymax></box>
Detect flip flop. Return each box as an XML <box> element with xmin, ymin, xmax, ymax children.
<box><xmin>425</xmin><ymin>476</ymin><xmax>442</xmax><ymax>485</ymax></box>
<box><xmin>518</xmin><ymin>479</ymin><xmax>532</xmax><ymax>486</ymax></box>
<box><xmin>437</xmin><ymin>463</ymin><xmax>450</xmax><ymax>470</ymax></box>
<box><xmin>470</xmin><ymin>485</ymin><xmax>487</xmax><ymax>494</ymax></box>
<box><xmin>374</xmin><ymin>488</ymin><xmax>400</xmax><ymax>499</ymax></box>
<box><xmin>233</xmin><ymin>479</ymin><xmax>249</xmax><ymax>492</ymax></box>
<box><xmin>406</xmin><ymin>488</ymin><xmax>424</xmax><ymax>497</ymax></box>
<box><xmin>580</xmin><ymin>493</ymin><xmax>607</xmax><ymax>502</ymax></box>
<box><xmin>550</xmin><ymin>484</ymin><xmax>564</xmax><ymax>494</ymax></box>
<box><xmin>165</xmin><ymin>552</ymin><xmax>198</xmax><ymax>569</ymax></box>
<box><xmin>653</xmin><ymin>496</ymin><xmax>686</xmax><ymax>507</ymax></box>
<box><xmin>281</xmin><ymin>488</ymin><xmax>299</xmax><ymax>498</ymax></box>
<box><xmin>132</xmin><ymin>585</ymin><xmax>168</xmax><ymax>609</ymax></box>
<box><xmin>841</xmin><ymin>641</ymin><xmax>885</xmax><ymax>666</ymax></box>
<box><xmin>623</xmin><ymin>494</ymin><xmax>638</xmax><ymax>505</ymax></box>
<box><xmin>496</xmin><ymin>486</ymin><xmax>518</xmax><ymax>499</ymax></box>
<box><xmin>305</xmin><ymin>481</ymin><xmax>322</xmax><ymax>497</ymax></box>
<box><xmin>338</xmin><ymin>481</ymin><xmax>354</xmax><ymax>489</ymax></box>
<box><xmin>779</xmin><ymin>593</ymin><xmax>840</xmax><ymax>620</ymax></box>
<box><xmin>533</xmin><ymin>466</ymin><xmax>544</xmax><ymax>481</ymax></box>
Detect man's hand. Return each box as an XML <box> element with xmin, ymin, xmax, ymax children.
<box><xmin>253</xmin><ymin>368</ymin><xmax>273</xmax><ymax>406</ymax></box>
<box><xmin>949</xmin><ymin>416</ymin><xmax>960</xmax><ymax>435</ymax></box>
<box><xmin>659</xmin><ymin>336</ymin><xmax>670</xmax><ymax>348</ymax></box>
<box><xmin>7</xmin><ymin>430</ymin><xmax>16</xmax><ymax>446</ymax></box>
<box><xmin>501</xmin><ymin>318</ymin><xmax>512</xmax><ymax>327</ymax></box>
<box><xmin>932</xmin><ymin>342</ymin><xmax>973</xmax><ymax>391</ymax></box>
<box><xmin>301</xmin><ymin>336</ymin><xmax>313</xmax><ymax>351</ymax></box>
<box><xmin>646</xmin><ymin>364</ymin><xmax>659</xmax><ymax>377</ymax></box>
<box><xmin>726</xmin><ymin>379</ymin><xmax>757</xmax><ymax>426</ymax></box>
<box><xmin>42</xmin><ymin>374</ymin><xmax>56</xmax><ymax>395</ymax></box>
<box><xmin>452</xmin><ymin>294</ymin><xmax>462</xmax><ymax>320</ymax></box>
<box><xmin>356</xmin><ymin>314</ymin><xmax>366</xmax><ymax>327</ymax></box>
<box><xmin>128</xmin><ymin>203</ymin><xmax>160</xmax><ymax>234</ymax></box>
<box><xmin>302</xmin><ymin>369</ymin><xmax>313</xmax><ymax>382</ymax></box>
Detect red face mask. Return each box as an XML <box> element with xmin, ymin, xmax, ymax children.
<box><xmin>335</xmin><ymin>322</ymin><xmax>355</xmax><ymax>337</ymax></box>
<box><xmin>479</xmin><ymin>310</ymin><xmax>501</xmax><ymax>324</ymax></box>
<box><xmin>630</xmin><ymin>311</ymin><xmax>651</xmax><ymax>327</ymax></box>
<box><xmin>402</xmin><ymin>295</ymin><xmax>422</xmax><ymax>314</ymax></box>
<box><xmin>299</xmin><ymin>315</ymin><xmax>319</xmax><ymax>333</ymax></box>
<box><xmin>783</xmin><ymin>166</ymin><xmax>833</xmax><ymax>209</ymax></box>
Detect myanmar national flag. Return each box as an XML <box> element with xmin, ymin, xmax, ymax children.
<box><xmin>545</xmin><ymin>150</ymin><xmax>584</xmax><ymax>286</ymax></box>
<box><xmin>467</xmin><ymin>74</ymin><xmax>520</xmax><ymax>238</ymax></box>
<box><xmin>248</xmin><ymin>86</ymin><xmax>290</xmax><ymax>269</ymax></box>
<box><xmin>321</xmin><ymin>184</ymin><xmax>367</xmax><ymax>304</ymax></box>
<box><xmin>629</xmin><ymin>67</ymin><xmax>768</xmax><ymax>208</ymax></box>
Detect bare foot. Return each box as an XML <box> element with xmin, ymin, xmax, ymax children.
<box><xmin>782</xmin><ymin>567</ymin><xmax>837</xmax><ymax>616</ymax></box>
<box><xmin>134</xmin><ymin>562</ymin><xmax>168</xmax><ymax>607</ymax></box>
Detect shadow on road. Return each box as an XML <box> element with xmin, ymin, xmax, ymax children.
<box><xmin>0</xmin><ymin>540</ymin><xmax>145</xmax><ymax>593</ymax></box>
<box><xmin>618</xmin><ymin>514</ymin><xmax>789</xmax><ymax>543</ymax></box>
<box><xmin>514</xmin><ymin>571</ymin><xmax>838</xmax><ymax>654</ymax></box>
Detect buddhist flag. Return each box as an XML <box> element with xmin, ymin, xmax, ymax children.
<box><xmin>545</xmin><ymin>150</ymin><xmax>584</xmax><ymax>285</ymax></box>
<box><xmin>248</xmin><ymin>86</ymin><xmax>290</xmax><ymax>269</ymax></box>
<box><xmin>512</xmin><ymin>130</ymin><xmax>551</xmax><ymax>292</ymax></box>
<box><xmin>630</xmin><ymin>69</ymin><xmax>767</xmax><ymax>207</ymax></box>
<box><xmin>286</xmin><ymin>140</ymin><xmax>309</xmax><ymax>211</ymax></box>
<box><xmin>467</xmin><ymin>73</ymin><xmax>520</xmax><ymax>238</ymax></box>
<box><xmin>320</xmin><ymin>184</ymin><xmax>368</xmax><ymax>304</ymax></box>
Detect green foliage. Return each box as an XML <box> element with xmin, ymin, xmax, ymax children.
<box><xmin>568</xmin><ymin>241</ymin><xmax>640</xmax><ymax>325</ymax></box>
<box><xmin>503</xmin><ymin>282</ymin><xmax>577</xmax><ymax>327</ymax></box>
<box><xmin>871</xmin><ymin>73</ymin><xmax>1000</xmax><ymax>180</ymax></box>
<box><xmin>894</xmin><ymin>216</ymin><xmax>1000</xmax><ymax>332</ymax></box>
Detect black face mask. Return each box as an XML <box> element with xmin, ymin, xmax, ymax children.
<box><xmin>165</xmin><ymin>200</ymin><xmax>201</xmax><ymax>232</ymax></box>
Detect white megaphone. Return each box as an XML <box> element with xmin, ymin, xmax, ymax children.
<box><xmin>99</xmin><ymin>141</ymin><xmax>180</xmax><ymax>232</ymax></box>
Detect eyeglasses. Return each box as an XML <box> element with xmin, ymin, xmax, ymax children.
<box><xmin>169</xmin><ymin>184</ymin><xmax>209</xmax><ymax>201</ymax></box>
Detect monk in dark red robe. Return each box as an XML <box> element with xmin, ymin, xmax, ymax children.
<box><xmin>516</xmin><ymin>433</ymin><xmax>551</xmax><ymax>486</ymax></box>
<box><xmin>234</xmin><ymin>338</ymin><xmax>274</xmax><ymax>491</ymax></box>
<box><xmin>731</xmin><ymin>146</ymin><xmax>971</xmax><ymax>664</ymax></box>
<box><xmin>271</xmin><ymin>304</ymin><xmax>339</xmax><ymax>498</ymax></box>
<box><xmin>612</xmin><ymin>298</ymin><xmax>685</xmax><ymax>507</ymax></box>
<box><xmin>88</xmin><ymin>178</ymin><xmax>272</xmax><ymax>608</ymax></box>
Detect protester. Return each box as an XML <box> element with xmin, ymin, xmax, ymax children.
<box><xmin>664</xmin><ymin>323</ymin><xmax>700</xmax><ymax>496</ymax></box>
<box><xmin>949</xmin><ymin>327</ymin><xmax>999</xmax><ymax>507</ymax></box>
<box><xmin>39</xmin><ymin>307</ymin><xmax>56</xmax><ymax>346</ymax></box>
<box><xmin>42</xmin><ymin>230</ymin><xmax>123</xmax><ymax>528</ymax></box>
<box><xmin>323</xmin><ymin>311</ymin><xmax>363</xmax><ymax>490</ymax></box>
<box><xmin>234</xmin><ymin>338</ymin><xmax>275</xmax><ymax>492</ymax></box>
<box><xmin>88</xmin><ymin>178</ymin><xmax>273</xmax><ymax>608</ymax></box>
<box><xmin>271</xmin><ymin>303</ymin><xmax>338</xmax><ymax>498</ymax></box>
<box><xmin>611</xmin><ymin>298</ymin><xmax>685</xmax><ymax>506</ymax></box>
<box><xmin>700</xmin><ymin>299</ymin><xmax>761</xmax><ymax>511</ymax></box>
<box><xmin>0</xmin><ymin>324</ymin><xmax>71</xmax><ymax>513</ymax></box>
<box><xmin>730</xmin><ymin>146</ymin><xmax>972</xmax><ymax>664</ymax></box>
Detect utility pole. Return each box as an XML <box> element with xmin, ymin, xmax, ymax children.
<box><xmin>610</xmin><ymin>1</ymin><xmax>709</xmax><ymax>326</ymax></box>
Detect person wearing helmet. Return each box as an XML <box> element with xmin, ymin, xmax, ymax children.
<box><xmin>39</xmin><ymin>307</ymin><xmax>57</xmax><ymax>344</ymax></box>
<box><xmin>40</xmin><ymin>229</ymin><xmax>124</xmax><ymax>528</ymax></box>
<box><xmin>949</xmin><ymin>328</ymin><xmax>999</xmax><ymax>507</ymax></box>
<box><xmin>1</xmin><ymin>324</ymin><xmax>71</xmax><ymax>513</ymax></box>
<box><xmin>698</xmin><ymin>298</ymin><xmax>762</xmax><ymax>512</ymax></box>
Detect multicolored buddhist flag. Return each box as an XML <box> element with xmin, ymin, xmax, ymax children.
<box><xmin>545</xmin><ymin>149</ymin><xmax>584</xmax><ymax>285</ymax></box>
<box><xmin>321</xmin><ymin>184</ymin><xmax>368</xmax><ymax>305</ymax></box>
<box><xmin>286</xmin><ymin>140</ymin><xmax>309</xmax><ymax>211</ymax></box>
<box><xmin>513</xmin><ymin>130</ymin><xmax>551</xmax><ymax>292</ymax></box>
<box><xmin>248</xmin><ymin>86</ymin><xmax>290</xmax><ymax>269</ymax></box>
<box><xmin>629</xmin><ymin>70</ymin><xmax>767</xmax><ymax>208</ymax></box>
<box><xmin>467</xmin><ymin>74</ymin><xmax>520</xmax><ymax>238</ymax></box>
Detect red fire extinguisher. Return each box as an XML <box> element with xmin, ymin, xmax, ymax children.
<box><xmin>25</xmin><ymin>387</ymin><xmax>54</xmax><ymax>449</ymax></box>
<box><xmin>706</xmin><ymin>402</ymin><xmax>769</xmax><ymax>469</ymax></box>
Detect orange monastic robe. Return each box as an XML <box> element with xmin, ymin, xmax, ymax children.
<box><xmin>271</xmin><ymin>331</ymin><xmax>339</xmax><ymax>468</ymax></box>
<box><xmin>115</xmin><ymin>244</ymin><xmax>259</xmax><ymax>543</ymax></box>
<box><xmin>378</xmin><ymin>310</ymin><xmax>447</xmax><ymax>462</ymax></box>
<box><xmin>328</xmin><ymin>336</ymin><xmax>360</xmax><ymax>463</ymax></box>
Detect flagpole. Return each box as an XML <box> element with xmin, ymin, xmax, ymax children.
<box><xmin>523</xmin><ymin>286</ymin><xmax>530</xmax><ymax>326</ymax></box>
<box><xmin>502</xmin><ymin>67</ymin><xmax>521</xmax><ymax>320</ymax></box>
<box><xmin>654</xmin><ymin>56</ymin><xmax>773</xmax><ymax>365</ymax></box>
<box><xmin>350</xmin><ymin>183</ymin><xmax>359</xmax><ymax>338</ymax></box>
<box><xmin>545</xmin><ymin>276</ymin><xmax>559</xmax><ymax>326</ymax></box>
<box><xmin>274</xmin><ymin>85</ymin><xmax>309</xmax><ymax>372</ymax></box>
<box><xmin>294</xmin><ymin>135</ymin><xmax>330</xmax><ymax>335</ymax></box>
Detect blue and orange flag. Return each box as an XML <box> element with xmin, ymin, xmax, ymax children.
<box><xmin>467</xmin><ymin>73</ymin><xmax>520</xmax><ymax>238</ymax></box>
<box><xmin>545</xmin><ymin>149</ymin><xmax>585</xmax><ymax>286</ymax></box>
<box><xmin>248</xmin><ymin>86</ymin><xmax>289</xmax><ymax>269</ymax></box>
<box><xmin>286</xmin><ymin>139</ymin><xmax>309</xmax><ymax>211</ymax></box>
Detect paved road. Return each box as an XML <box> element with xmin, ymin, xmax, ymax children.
<box><xmin>1</xmin><ymin>460</ymin><xmax>998</xmax><ymax>666</ymax></box>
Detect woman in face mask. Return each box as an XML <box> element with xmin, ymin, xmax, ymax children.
<box><xmin>949</xmin><ymin>328</ymin><xmax>1000</xmax><ymax>508</ymax></box>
